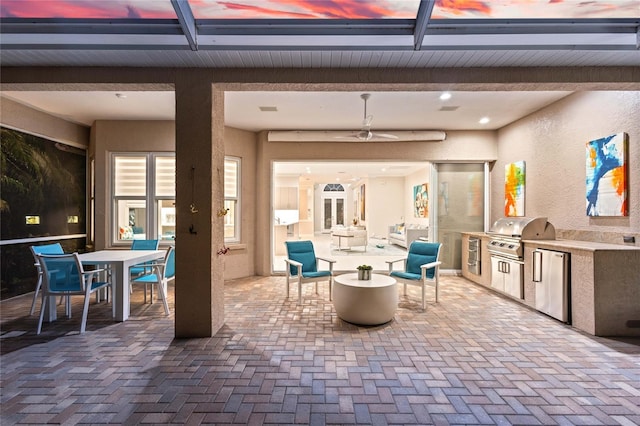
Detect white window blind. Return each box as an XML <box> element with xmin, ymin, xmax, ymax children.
<box><xmin>155</xmin><ymin>156</ymin><xmax>175</xmax><ymax>196</ymax></box>
<box><xmin>114</xmin><ymin>156</ymin><xmax>146</xmax><ymax>196</ymax></box>
<box><xmin>224</xmin><ymin>158</ymin><xmax>238</xmax><ymax>198</ymax></box>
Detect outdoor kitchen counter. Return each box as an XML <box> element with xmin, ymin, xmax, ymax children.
<box><xmin>522</xmin><ymin>238</ymin><xmax>640</xmax><ymax>251</ymax></box>
<box><xmin>523</xmin><ymin>239</ymin><xmax>639</xmax><ymax>337</ymax></box>
<box><xmin>462</xmin><ymin>233</ymin><xmax>640</xmax><ymax>337</ymax></box>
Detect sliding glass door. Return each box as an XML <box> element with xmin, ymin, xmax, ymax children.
<box><xmin>432</xmin><ymin>163</ymin><xmax>487</xmax><ymax>270</ymax></box>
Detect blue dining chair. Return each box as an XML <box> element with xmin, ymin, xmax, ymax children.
<box><xmin>129</xmin><ymin>239</ymin><xmax>160</xmax><ymax>277</ymax></box>
<box><xmin>131</xmin><ymin>246</ymin><xmax>174</xmax><ymax>314</ymax></box>
<box><xmin>284</xmin><ymin>240</ymin><xmax>335</xmax><ymax>304</ymax></box>
<box><xmin>29</xmin><ymin>243</ymin><xmax>65</xmax><ymax>316</ymax></box>
<box><xmin>36</xmin><ymin>253</ymin><xmax>112</xmax><ymax>334</ymax></box>
<box><xmin>386</xmin><ymin>241</ymin><xmax>442</xmax><ymax>310</ymax></box>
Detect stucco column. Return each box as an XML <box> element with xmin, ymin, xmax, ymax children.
<box><xmin>174</xmin><ymin>72</ymin><xmax>225</xmax><ymax>337</ymax></box>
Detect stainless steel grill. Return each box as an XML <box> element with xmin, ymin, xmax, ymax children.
<box><xmin>487</xmin><ymin>217</ymin><xmax>556</xmax><ymax>260</ymax></box>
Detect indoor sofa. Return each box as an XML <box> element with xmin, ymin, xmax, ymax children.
<box><xmin>331</xmin><ymin>226</ymin><xmax>368</xmax><ymax>251</ymax></box>
<box><xmin>387</xmin><ymin>224</ymin><xmax>429</xmax><ymax>248</ymax></box>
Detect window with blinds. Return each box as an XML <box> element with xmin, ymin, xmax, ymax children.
<box><xmin>224</xmin><ymin>157</ymin><xmax>240</xmax><ymax>242</ymax></box>
<box><xmin>114</xmin><ymin>156</ymin><xmax>146</xmax><ymax>196</ymax></box>
<box><xmin>111</xmin><ymin>153</ymin><xmax>238</xmax><ymax>244</ymax></box>
<box><xmin>155</xmin><ymin>156</ymin><xmax>175</xmax><ymax>196</ymax></box>
<box><xmin>112</xmin><ymin>153</ymin><xmax>175</xmax><ymax>244</ymax></box>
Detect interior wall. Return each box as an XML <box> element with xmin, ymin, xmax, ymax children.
<box><xmin>367</xmin><ymin>177</ymin><xmax>404</xmax><ymax>239</ymax></box>
<box><xmin>404</xmin><ymin>167</ymin><xmax>431</xmax><ymax>227</ymax></box>
<box><xmin>494</xmin><ymin>91</ymin><xmax>640</xmax><ymax>245</ymax></box>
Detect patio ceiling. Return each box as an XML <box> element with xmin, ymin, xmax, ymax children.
<box><xmin>1</xmin><ymin>0</ymin><xmax>638</xmax><ymax>68</ymax></box>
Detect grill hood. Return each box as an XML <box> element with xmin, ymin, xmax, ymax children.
<box><xmin>489</xmin><ymin>217</ymin><xmax>556</xmax><ymax>240</ymax></box>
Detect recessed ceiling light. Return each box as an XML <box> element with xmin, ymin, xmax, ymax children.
<box><xmin>381</xmin><ymin>168</ymin><xmax>386</xmax><ymax>172</ymax></box>
<box><xmin>439</xmin><ymin>92</ymin><xmax>452</xmax><ymax>101</ymax></box>
<box><xmin>479</xmin><ymin>117</ymin><xmax>490</xmax><ymax>124</ymax></box>
<box><xmin>115</xmin><ymin>93</ymin><xmax>127</xmax><ymax>99</ymax></box>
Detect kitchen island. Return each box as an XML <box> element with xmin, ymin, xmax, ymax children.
<box><xmin>462</xmin><ymin>232</ymin><xmax>640</xmax><ymax>337</ymax></box>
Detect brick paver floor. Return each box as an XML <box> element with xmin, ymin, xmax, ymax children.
<box><xmin>1</xmin><ymin>275</ymin><xmax>639</xmax><ymax>425</ymax></box>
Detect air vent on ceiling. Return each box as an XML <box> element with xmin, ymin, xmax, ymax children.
<box><xmin>259</xmin><ymin>106</ymin><xmax>278</xmax><ymax>112</ymax></box>
<box><xmin>439</xmin><ymin>106</ymin><xmax>459</xmax><ymax>111</ymax></box>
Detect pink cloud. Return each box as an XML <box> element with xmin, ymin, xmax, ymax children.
<box><xmin>0</xmin><ymin>0</ymin><xmax>175</xmax><ymax>19</ymax></box>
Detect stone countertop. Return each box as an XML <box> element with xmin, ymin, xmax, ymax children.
<box><xmin>522</xmin><ymin>239</ymin><xmax>640</xmax><ymax>251</ymax></box>
<box><xmin>461</xmin><ymin>232</ymin><xmax>489</xmax><ymax>238</ymax></box>
<box><xmin>461</xmin><ymin>231</ymin><xmax>639</xmax><ymax>251</ymax></box>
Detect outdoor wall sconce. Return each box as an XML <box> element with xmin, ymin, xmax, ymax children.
<box><xmin>217</xmin><ymin>208</ymin><xmax>229</xmax><ymax>217</ymax></box>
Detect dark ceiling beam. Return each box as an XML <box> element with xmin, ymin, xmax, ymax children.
<box><xmin>414</xmin><ymin>0</ymin><xmax>435</xmax><ymax>50</ymax></box>
<box><xmin>171</xmin><ymin>0</ymin><xmax>197</xmax><ymax>51</ymax></box>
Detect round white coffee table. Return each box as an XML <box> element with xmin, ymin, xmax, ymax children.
<box><xmin>333</xmin><ymin>273</ymin><xmax>397</xmax><ymax>325</ymax></box>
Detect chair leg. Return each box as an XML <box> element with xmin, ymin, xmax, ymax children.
<box><xmin>285</xmin><ymin>274</ymin><xmax>290</xmax><ymax>299</ymax></box>
<box><xmin>36</xmin><ymin>292</ymin><xmax>47</xmax><ymax>335</ymax></box>
<box><xmin>435</xmin><ymin>276</ymin><xmax>439</xmax><ymax>303</ymax></box>
<box><xmin>422</xmin><ymin>285</ymin><xmax>426</xmax><ymax>310</ymax></box>
<box><xmin>298</xmin><ymin>278</ymin><xmax>302</xmax><ymax>304</ymax></box>
<box><xmin>404</xmin><ymin>283</ymin><xmax>407</xmax><ymax>296</ymax></box>
<box><xmin>329</xmin><ymin>278</ymin><xmax>332</xmax><ymax>301</ymax></box>
<box><xmin>157</xmin><ymin>279</ymin><xmax>170</xmax><ymax>315</ymax></box>
<box><xmin>80</xmin><ymin>287</ymin><xmax>92</xmax><ymax>334</ymax></box>
<box><xmin>315</xmin><ymin>282</ymin><xmax>318</xmax><ymax>295</ymax></box>
<box><xmin>29</xmin><ymin>275</ymin><xmax>43</xmax><ymax>315</ymax></box>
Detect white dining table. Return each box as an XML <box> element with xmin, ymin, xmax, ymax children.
<box><xmin>78</xmin><ymin>249</ymin><xmax>165</xmax><ymax>322</ymax></box>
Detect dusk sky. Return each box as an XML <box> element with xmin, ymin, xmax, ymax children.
<box><xmin>1</xmin><ymin>0</ymin><xmax>638</xmax><ymax>19</ymax></box>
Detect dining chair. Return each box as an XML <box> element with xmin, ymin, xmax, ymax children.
<box><xmin>29</xmin><ymin>243</ymin><xmax>65</xmax><ymax>316</ymax></box>
<box><xmin>129</xmin><ymin>239</ymin><xmax>160</xmax><ymax>276</ymax></box>
<box><xmin>131</xmin><ymin>246</ymin><xmax>174</xmax><ymax>315</ymax></box>
<box><xmin>284</xmin><ymin>240</ymin><xmax>335</xmax><ymax>304</ymax></box>
<box><xmin>386</xmin><ymin>241</ymin><xmax>442</xmax><ymax>310</ymax></box>
<box><xmin>35</xmin><ymin>252</ymin><xmax>112</xmax><ymax>334</ymax></box>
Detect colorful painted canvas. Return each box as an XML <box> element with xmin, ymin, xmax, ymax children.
<box><xmin>414</xmin><ymin>183</ymin><xmax>428</xmax><ymax>218</ymax></box>
<box><xmin>504</xmin><ymin>161</ymin><xmax>525</xmax><ymax>217</ymax></box>
<box><xmin>586</xmin><ymin>133</ymin><xmax>627</xmax><ymax>216</ymax></box>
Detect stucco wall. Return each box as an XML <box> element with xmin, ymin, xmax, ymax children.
<box><xmin>222</xmin><ymin>127</ymin><xmax>257</xmax><ymax>279</ymax></box>
<box><xmin>494</xmin><ymin>91</ymin><xmax>640</xmax><ymax>245</ymax></box>
<box><xmin>1</xmin><ymin>97</ymin><xmax>89</xmax><ymax>148</ymax></box>
<box><xmin>92</xmin><ymin>120</ymin><xmax>175</xmax><ymax>250</ymax></box>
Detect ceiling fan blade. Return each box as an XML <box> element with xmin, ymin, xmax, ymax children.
<box><xmin>371</xmin><ymin>132</ymin><xmax>399</xmax><ymax>139</ymax></box>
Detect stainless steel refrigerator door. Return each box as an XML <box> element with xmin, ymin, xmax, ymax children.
<box><xmin>534</xmin><ymin>249</ymin><xmax>569</xmax><ymax>322</ymax></box>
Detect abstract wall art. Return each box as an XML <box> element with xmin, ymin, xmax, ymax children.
<box><xmin>413</xmin><ymin>183</ymin><xmax>428</xmax><ymax>218</ymax></box>
<box><xmin>586</xmin><ymin>132</ymin><xmax>627</xmax><ymax>216</ymax></box>
<box><xmin>504</xmin><ymin>161</ymin><xmax>525</xmax><ymax>217</ymax></box>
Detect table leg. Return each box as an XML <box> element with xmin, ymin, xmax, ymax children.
<box><xmin>43</xmin><ymin>295</ymin><xmax>57</xmax><ymax>322</ymax></box>
<box><xmin>112</xmin><ymin>263</ymin><xmax>129</xmax><ymax>322</ymax></box>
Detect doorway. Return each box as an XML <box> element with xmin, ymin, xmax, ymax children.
<box><xmin>321</xmin><ymin>191</ymin><xmax>346</xmax><ymax>232</ymax></box>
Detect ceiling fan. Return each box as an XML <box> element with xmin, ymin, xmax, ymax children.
<box><xmin>336</xmin><ymin>93</ymin><xmax>399</xmax><ymax>141</ymax></box>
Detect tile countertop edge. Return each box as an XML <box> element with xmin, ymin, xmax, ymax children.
<box><xmin>522</xmin><ymin>239</ymin><xmax>640</xmax><ymax>251</ymax></box>
<box><xmin>461</xmin><ymin>232</ymin><xmax>488</xmax><ymax>238</ymax></box>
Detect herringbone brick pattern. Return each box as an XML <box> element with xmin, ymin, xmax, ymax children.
<box><xmin>1</xmin><ymin>275</ymin><xmax>639</xmax><ymax>425</ymax></box>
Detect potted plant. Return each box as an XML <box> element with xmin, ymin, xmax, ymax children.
<box><xmin>357</xmin><ymin>264</ymin><xmax>372</xmax><ymax>280</ymax></box>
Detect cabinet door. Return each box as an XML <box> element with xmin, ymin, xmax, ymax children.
<box><xmin>490</xmin><ymin>257</ymin><xmax>504</xmax><ymax>292</ymax></box>
<box><xmin>504</xmin><ymin>262</ymin><xmax>523</xmax><ymax>299</ymax></box>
